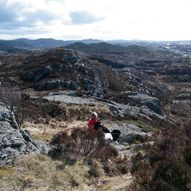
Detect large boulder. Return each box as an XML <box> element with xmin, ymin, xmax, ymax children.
<box><xmin>144</xmin><ymin>100</ymin><xmax>163</xmax><ymax>116</ymax></box>
<box><xmin>0</xmin><ymin>103</ymin><xmax>50</xmax><ymax>166</ymax></box>
<box><xmin>110</xmin><ymin>123</ymin><xmax>151</xmax><ymax>145</ymax></box>
<box><xmin>128</xmin><ymin>93</ymin><xmax>163</xmax><ymax>116</ymax></box>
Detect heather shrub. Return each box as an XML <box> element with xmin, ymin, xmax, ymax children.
<box><xmin>49</xmin><ymin>128</ymin><xmax>118</xmax><ymax>161</ymax></box>
<box><xmin>131</xmin><ymin>123</ymin><xmax>191</xmax><ymax>191</ymax></box>
<box><xmin>49</xmin><ymin>128</ymin><xmax>132</xmax><ymax>177</ymax></box>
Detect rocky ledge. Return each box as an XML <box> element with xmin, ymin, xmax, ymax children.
<box><xmin>41</xmin><ymin>92</ymin><xmax>164</xmax><ymax>120</ymax></box>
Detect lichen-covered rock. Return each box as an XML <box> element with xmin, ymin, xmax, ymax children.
<box><xmin>0</xmin><ymin>103</ymin><xmax>51</xmax><ymax>166</ymax></box>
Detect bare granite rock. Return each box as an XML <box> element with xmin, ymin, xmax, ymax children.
<box><xmin>0</xmin><ymin>103</ymin><xmax>51</xmax><ymax>166</ymax></box>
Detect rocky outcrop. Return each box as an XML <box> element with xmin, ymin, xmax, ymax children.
<box><xmin>110</xmin><ymin>122</ymin><xmax>153</xmax><ymax>156</ymax></box>
<box><xmin>41</xmin><ymin>93</ymin><xmax>164</xmax><ymax>120</ymax></box>
<box><xmin>173</xmin><ymin>93</ymin><xmax>191</xmax><ymax>103</ymax></box>
<box><xmin>19</xmin><ymin>50</ymin><xmax>106</xmax><ymax>97</ymax></box>
<box><xmin>83</xmin><ymin>78</ymin><xmax>104</xmax><ymax>97</ymax></box>
<box><xmin>61</xmin><ymin>54</ymin><xmax>80</xmax><ymax>64</ymax></box>
<box><xmin>128</xmin><ymin>93</ymin><xmax>163</xmax><ymax>116</ymax></box>
<box><xmin>110</xmin><ymin>123</ymin><xmax>152</xmax><ymax>144</ymax></box>
<box><xmin>176</xmin><ymin>93</ymin><xmax>191</xmax><ymax>100</ymax></box>
<box><xmin>21</xmin><ymin>66</ymin><xmax>52</xmax><ymax>82</ymax></box>
<box><xmin>106</xmin><ymin>91</ymin><xmax>163</xmax><ymax>117</ymax></box>
<box><xmin>35</xmin><ymin>80</ymin><xmax>78</xmax><ymax>91</ymax></box>
<box><xmin>144</xmin><ymin>100</ymin><xmax>163</xmax><ymax>116</ymax></box>
<box><xmin>0</xmin><ymin>103</ymin><xmax>50</xmax><ymax>166</ymax></box>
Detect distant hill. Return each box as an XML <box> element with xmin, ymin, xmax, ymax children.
<box><xmin>66</xmin><ymin>42</ymin><xmax>125</xmax><ymax>54</ymax></box>
<box><xmin>1</xmin><ymin>38</ymin><xmax>190</xmax><ymax>54</ymax></box>
<box><xmin>0</xmin><ymin>38</ymin><xmax>74</xmax><ymax>53</ymax></box>
<box><xmin>0</xmin><ymin>38</ymin><xmax>70</xmax><ymax>50</ymax></box>
<box><xmin>0</xmin><ymin>38</ymin><xmax>152</xmax><ymax>54</ymax></box>
<box><xmin>66</xmin><ymin>42</ymin><xmax>151</xmax><ymax>55</ymax></box>
<box><xmin>0</xmin><ymin>38</ymin><xmax>104</xmax><ymax>52</ymax></box>
<box><xmin>0</xmin><ymin>40</ymin><xmax>28</xmax><ymax>53</ymax></box>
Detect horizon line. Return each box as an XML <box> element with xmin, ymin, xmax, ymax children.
<box><xmin>0</xmin><ymin>37</ymin><xmax>191</xmax><ymax>42</ymax></box>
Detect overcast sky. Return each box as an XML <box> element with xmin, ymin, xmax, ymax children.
<box><xmin>0</xmin><ymin>0</ymin><xmax>191</xmax><ymax>40</ymax></box>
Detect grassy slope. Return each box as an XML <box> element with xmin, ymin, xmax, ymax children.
<box><xmin>0</xmin><ymin>154</ymin><xmax>132</xmax><ymax>191</ymax></box>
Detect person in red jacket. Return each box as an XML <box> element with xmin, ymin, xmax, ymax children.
<box><xmin>87</xmin><ymin>112</ymin><xmax>121</xmax><ymax>141</ymax></box>
<box><xmin>87</xmin><ymin>112</ymin><xmax>99</xmax><ymax>129</ymax></box>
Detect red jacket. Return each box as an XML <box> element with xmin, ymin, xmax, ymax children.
<box><xmin>88</xmin><ymin>118</ymin><xmax>97</xmax><ymax>129</ymax></box>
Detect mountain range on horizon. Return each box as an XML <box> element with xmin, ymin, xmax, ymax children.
<box><xmin>0</xmin><ymin>38</ymin><xmax>191</xmax><ymax>51</ymax></box>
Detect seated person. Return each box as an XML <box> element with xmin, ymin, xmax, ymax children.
<box><xmin>88</xmin><ymin>112</ymin><xmax>108</xmax><ymax>131</ymax></box>
<box><xmin>87</xmin><ymin>112</ymin><xmax>121</xmax><ymax>141</ymax></box>
<box><xmin>88</xmin><ymin>112</ymin><xmax>99</xmax><ymax>129</ymax></box>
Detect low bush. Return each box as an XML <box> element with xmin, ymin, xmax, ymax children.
<box><xmin>49</xmin><ymin>128</ymin><xmax>118</xmax><ymax>161</ymax></box>
<box><xmin>131</xmin><ymin>123</ymin><xmax>191</xmax><ymax>191</ymax></box>
<box><xmin>49</xmin><ymin>128</ymin><xmax>131</xmax><ymax>177</ymax></box>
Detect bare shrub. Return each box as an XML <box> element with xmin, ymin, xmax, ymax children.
<box><xmin>49</xmin><ymin>128</ymin><xmax>132</xmax><ymax>177</ymax></box>
<box><xmin>0</xmin><ymin>82</ymin><xmax>24</xmax><ymax>127</ymax></box>
<box><xmin>50</xmin><ymin>128</ymin><xmax>118</xmax><ymax>161</ymax></box>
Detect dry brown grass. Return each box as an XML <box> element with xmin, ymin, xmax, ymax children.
<box><xmin>23</xmin><ymin>120</ymin><xmax>94</xmax><ymax>142</ymax></box>
<box><xmin>22</xmin><ymin>98</ymin><xmax>112</xmax><ymax>124</ymax></box>
<box><xmin>23</xmin><ymin>121</ymin><xmax>70</xmax><ymax>142</ymax></box>
<box><xmin>22</xmin><ymin>98</ymin><xmax>113</xmax><ymax>143</ymax></box>
<box><xmin>0</xmin><ymin>154</ymin><xmax>92</xmax><ymax>191</ymax></box>
<box><xmin>0</xmin><ymin>153</ymin><xmax>131</xmax><ymax>191</ymax></box>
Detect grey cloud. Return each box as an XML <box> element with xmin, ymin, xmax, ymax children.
<box><xmin>70</xmin><ymin>11</ymin><xmax>104</xmax><ymax>25</ymax></box>
<box><xmin>0</xmin><ymin>1</ymin><xmax>56</xmax><ymax>31</ymax></box>
<box><xmin>0</xmin><ymin>20</ymin><xmax>37</xmax><ymax>31</ymax></box>
<box><xmin>0</xmin><ymin>0</ymin><xmax>22</xmax><ymax>22</ymax></box>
